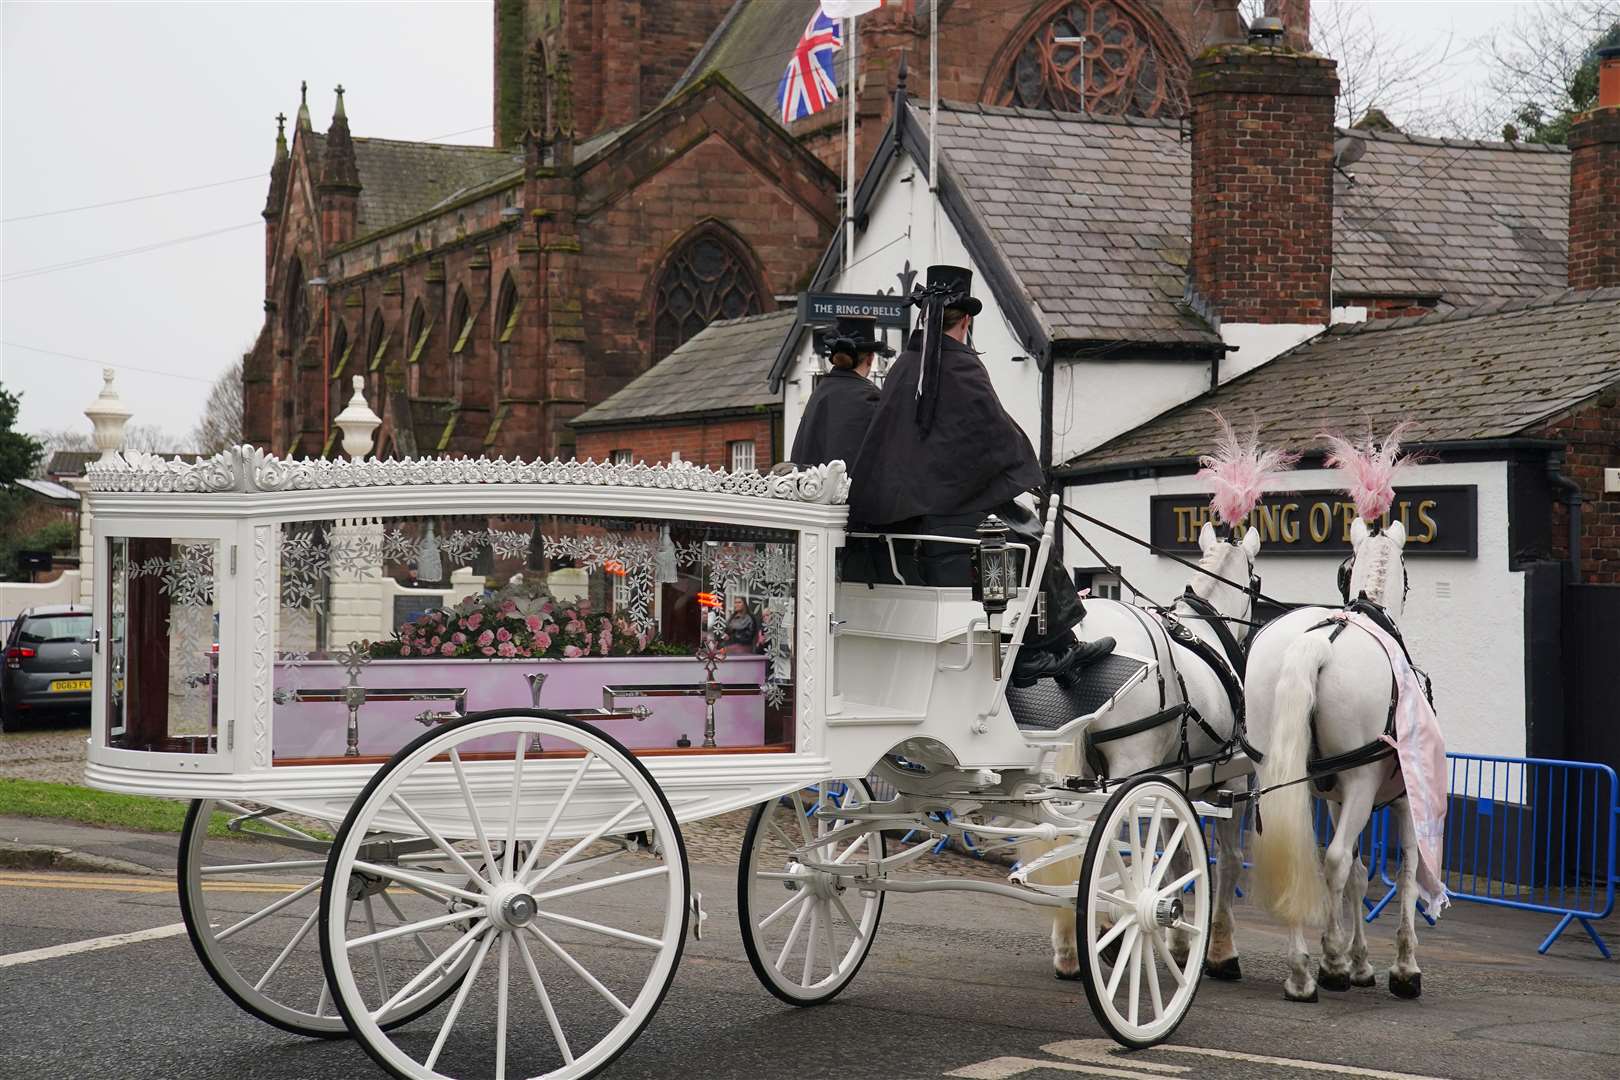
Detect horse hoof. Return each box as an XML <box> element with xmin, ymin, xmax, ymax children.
<box><xmin>1389</xmin><ymin>972</ymin><xmax>1422</xmax><ymax>999</ymax></box>
<box><xmin>1284</xmin><ymin>987</ymin><xmax>1319</xmax><ymax>1004</ymax></box>
<box><xmin>1319</xmin><ymin>971</ymin><xmax>1352</xmax><ymax>992</ymax></box>
<box><xmin>1351</xmin><ymin>971</ymin><xmax>1378</xmax><ymax>988</ymax></box>
<box><xmin>1204</xmin><ymin>956</ymin><xmax>1242</xmax><ymax>981</ymax></box>
<box><xmin>1054</xmin><ymin>968</ymin><xmax>1081</xmax><ymax>982</ymax></box>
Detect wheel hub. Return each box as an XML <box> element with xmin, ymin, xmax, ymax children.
<box><xmin>489</xmin><ymin>883</ymin><xmax>540</xmax><ymax>930</ymax></box>
<box><xmin>1155</xmin><ymin>895</ymin><xmax>1183</xmax><ymax>928</ymax></box>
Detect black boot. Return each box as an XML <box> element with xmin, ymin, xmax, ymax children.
<box><xmin>1011</xmin><ymin>637</ymin><xmax>1115</xmax><ymax>688</ymax></box>
<box><xmin>1053</xmin><ymin>637</ymin><xmax>1116</xmax><ymax>689</ymax></box>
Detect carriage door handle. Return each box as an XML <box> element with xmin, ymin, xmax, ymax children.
<box><xmin>89</xmin><ymin>628</ymin><xmax>102</xmax><ymax>654</ymax></box>
<box><xmin>829</xmin><ymin>616</ymin><xmax>847</xmax><ymax>636</ymax></box>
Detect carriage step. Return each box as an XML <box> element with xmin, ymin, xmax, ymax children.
<box><xmin>1008</xmin><ymin>653</ymin><xmax>1151</xmax><ymax>733</ymax></box>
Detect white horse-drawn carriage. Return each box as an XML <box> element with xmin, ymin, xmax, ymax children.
<box><xmin>81</xmin><ymin>435</ymin><xmax>1430</xmax><ymax>1080</ymax></box>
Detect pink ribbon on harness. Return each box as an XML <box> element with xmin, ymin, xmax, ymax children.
<box><xmin>1341</xmin><ymin>611</ymin><xmax>1450</xmax><ymax>916</ymax></box>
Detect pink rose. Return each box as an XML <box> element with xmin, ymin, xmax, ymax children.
<box><xmin>452</xmin><ymin>632</ymin><xmax>467</xmax><ymax>645</ymax></box>
<box><xmin>466</xmin><ymin>613</ymin><xmax>483</xmax><ymax>631</ymax></box>
<box><xmin>399</xmin><ymin>644</ymin><xmax>411</xmax><ymax>656</ymax></box>
<box><xmin>497</xmin><ymin>641</ymin><xmax>517</xmax><ymax>657</ymax></box>
<box><xmin>500</xmin><ymin>599</ymin><xmax>518</xmax><ymax>615</ymax></box>
<box><xmin>563</xmin><ymin>644</ymin><xmax>581</xmax><ymax>658</ymax></box>
<box><xmin>534</xmin><ymin>631</ymin><xmax>552</xmax><ymax>651</ymax></box>
<box><xmin>430</xmin><ymin>636</ymin><xmax>441</xmax><ymax>647</ymax></box>
<box><xmin>477</xmin><ymin>629</ymin><xmax>494</xmax><ymax>647</ymax></box>
<box><xmin>542</xmin><ymin>602</ymin><xmax>554</xmax><ymax>614</ymax></box>
<box><xmin>481</xmin><ymin>646</ymin><xmax>495</xmax><ymax>656</ymax></box>
<box><xmin>566</xmin><ymin>620</ymin><xmax>584</xmax><ymax>635</ymax></box>
<box><xmin>440</xmin><ymin>643</ymin><xmax>456</xmax><ymax>656</ymax></box>
<box><xmin>524</xmin><ymin>615</ymin><xmax>542</xmax><ymax>632</ymax></box>
<box><xmin>543</xmin><ymin>622</ymin><xmax>558</xmax><ymax>635</ymax></box>
<box><xmin>496</xmin><ymin>627</ymin><xmax>512</xmax><ymax>642</ymax></box>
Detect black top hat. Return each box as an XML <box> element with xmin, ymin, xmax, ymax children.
<box><xmin>925</xmin><ymin>264</ymin><xmax>982</xmax><ymax>316</ymax></box>
<box><xmin>826</xmin><ymin>315</ymin><xmax>894</xmax><ymax>360</ymax></box>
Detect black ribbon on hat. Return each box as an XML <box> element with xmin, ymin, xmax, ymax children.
<box><xmin>908</xmin><ymin>280</ymin><xmax>954</xmax><ymax>436</ymax></box>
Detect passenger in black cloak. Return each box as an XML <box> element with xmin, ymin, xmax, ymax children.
<box><xmin>791</xmin><ymin>314</ymin><xmax>895</xmax><ymax>584</ymax></box>
<box><xmin>849</xmin><ymin>265</ymin><xmax>1112</xmax><ymax>684</ymax></box>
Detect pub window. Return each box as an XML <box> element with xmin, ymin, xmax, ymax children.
<box><xmin>611</xmin><ymin>449</ymin><xmax>634</xmax><ymax>466</ymax></box>
<box><xmin>729</xmin><ymin>439</ymin><xmax>756</xmax><ymax>474</ymax></box>
<box><xmin>1073</xmin><ymin>567</ymin><xmax>1121</xmax><ymax>601</ymax></box>
<box><xmin>650</xmin><ymin>225</ymin><xmax>765</xmax><ymax>363</ymax></box>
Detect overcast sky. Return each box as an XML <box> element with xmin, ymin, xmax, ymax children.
<box><xmin>0</xmin><ymin>1</ymin><xmax>1533</xmax><ymax>441</ymax></box>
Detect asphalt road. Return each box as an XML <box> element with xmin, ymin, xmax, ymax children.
<box><xmin>2</xmin><ymin>842</ymin><xmax>1616</xmax><ymax>1080</ymax></box>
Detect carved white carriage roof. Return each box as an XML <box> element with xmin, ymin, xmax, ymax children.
<box><xmin>86</xmin><ymin>445</ymin><xmax>850</xmax><ymax>505</ymax></box>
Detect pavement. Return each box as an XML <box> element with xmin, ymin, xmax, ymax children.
<box><xmin>1</xmin><ymin>805</ymin><xmax>1617</xmax><ymax>1080</ymax></box>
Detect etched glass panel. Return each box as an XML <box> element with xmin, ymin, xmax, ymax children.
<box><xmin>270</xmin><ymin>514</ymin><xmax>797</xmax><ymax>761</ymax></box>
<box><xmin>104</xmin><ymin>536</ymin><xmax>222</xmax><ymax>754</ymax></box>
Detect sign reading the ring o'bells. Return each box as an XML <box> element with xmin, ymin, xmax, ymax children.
<box><xmin>1148</xmin><ymin>486</ymin><xmax>1478</xmax><ymax>557</ymax></box>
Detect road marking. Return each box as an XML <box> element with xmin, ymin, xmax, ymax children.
<box><xmin>0</xmin><ymin>871</ymin><xmax>302</xmax><ymax>895</ymax></box>
<box><xmin>0</xmin><ymin>922</ymin><xmax>187</xmax><ymax>969</ymax></box>
<box><xmin>1145</xmin><ymin>1045</ymin><xmax>1451</xmax><ymax>1080</ymax></box>
<box><xmin>945</xmin><ymin>1058</ymin><xmax>1176</xmax><ymax>1080</ymax></box>
<box><xmin>948</xmin><ymin>1041</ymin><xmax>1454</xmax><ymax>1080</ymax></box>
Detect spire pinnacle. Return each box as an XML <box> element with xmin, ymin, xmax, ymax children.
<box><xmin>333</xmin><ymin>84</ymin><xmax>346</xmax><ymax>121</ymax></box>
<box><xmin>274</xmin><ymin>112</ymin><xmax>288</xmax><ymax>159</ymax></box>
<box><xmin>296</xmin><ymin>79</ymin><xmax>311</xmax><ymax>130</ymax></box>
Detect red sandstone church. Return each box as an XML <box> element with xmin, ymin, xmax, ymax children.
<box><xmin>244</xmin><ymin>0</ymin><xmax>1294</xmax><ymax>462</ymax></box>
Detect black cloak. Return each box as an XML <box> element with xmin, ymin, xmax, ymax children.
<box><xmin>790</xmin><ymin>367</ymin><xmax>881</xmax><ymax>468</ymax></box>
<box><xmin>849</xmin><ymin>334</ymin><xmax>1042</xmax><ymax>525</ymax></box>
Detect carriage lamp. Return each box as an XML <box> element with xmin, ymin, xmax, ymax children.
<box><xmin>974</xmin><ymin>515</ymin><xmax>1012</xmax><ymax>681</ymax></box>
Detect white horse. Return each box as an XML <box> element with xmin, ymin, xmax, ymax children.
<box><xmin>1245</xmin><ymin>517</ymin><xmax>1426</xmax><ymax>1001</ymax></box>
<box><xmin>1025</xmin><ymin>521</ymin><xmax>1259</xmax><ymax>980</ymax></box>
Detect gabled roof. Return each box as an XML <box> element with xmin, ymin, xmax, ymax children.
<box><xmin>1066</xmin><ymin>288</ymin><xmax>1620</xmax><ymax>474</ymax></box>
<box><xmin>666</xmin><ymin>0</ymin><xmax>846</xmax><ymax>121</ymax></box>
<box><xmin>572</xmin><ymin>310</ymin><xmax>795</xmax><ymax>430</ymax></box>
<box><xmin>303</xmin><ymin>132</ymin><xmax>522</xmax><ymax>242</ymax></box>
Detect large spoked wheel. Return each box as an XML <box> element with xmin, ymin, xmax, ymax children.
<box><xmin>738</xmin><ymin>778</ymin><xmax>885</xmax><ymax>1005</ymax></box>
<box><xmin>320</xmin><ymin>710</ymin><xmax>688</xmax><ymax>1080</ymax></box>
<box><xmin>1076</xmin><ymin>775</ymin><xmax>1210</xmax><ymax>1049</ymax></box>
<box><xmin>177</xmin><ymin>798</ymin><xmax>469</xmax><ymax>1037</ymax></box>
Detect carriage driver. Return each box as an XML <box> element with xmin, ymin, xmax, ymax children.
<box><xmin>849</xmin><ymin>264</ymin><xmax>1114</xmax><ymax>687</ymax></box>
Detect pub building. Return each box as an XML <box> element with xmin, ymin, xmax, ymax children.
<box><xmin>773</xmin><ymin>28</ymin><xmax>1620</xmax><ymax>767</ymax></box>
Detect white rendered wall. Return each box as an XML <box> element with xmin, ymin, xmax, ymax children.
<box><xmin>0</xmin><ymin>571</ymin><xmax>84</xmax><ymax>621</ymax></box>
<box><xmin>1053</xmin><ymin>359</ymin><xmax>1213</xmax><ymax>463</ymax></box>
<box><xmin>1064</xmin><ymin>460</ymin><xmax>1526</xmax><ymax>758</ymax></box>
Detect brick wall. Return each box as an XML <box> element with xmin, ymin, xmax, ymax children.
<box><xmin>1535</xmin><ymin>389</ymin><xmax>1620</xmax><ymax>584</ymax></box>
<box><xmin>576</xmin><ymin>414</ymin><xmax>778</xmax><ymax>471</ymax></box>
<box><xmin>1567</xmin><ymin>106</ymin><xmax>1620</xmax><ymax>292</ymax></box>
<box><xmin>1189</xmin><ymin>48</ymin><xmax>1339</xmax><ymax>324</ymax></box>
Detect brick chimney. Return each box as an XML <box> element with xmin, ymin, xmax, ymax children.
<box><xmin>1568</xmin><ymin>46</ymin><xmax>1620</xmax><ymax>291</ymax></box>
<box><xmin>318</xmin><ymin>86</ymin><xmax>362</xmax><ymax>249</ymax></box>
<box><xmin>1190</xmin><ymin>0</ymin><xmax>1338</xmax><ymax>376</ymax></box>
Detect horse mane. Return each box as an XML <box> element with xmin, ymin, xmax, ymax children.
<box><xmin>1196</xmin><ymin>411</ymin><xmax>1300</xmax><ymax>528</ymax></box>
<box><xmin>1320</xmin><ymin>421</ymin><xmax>1414</xmax><ymax>523</ymax></box>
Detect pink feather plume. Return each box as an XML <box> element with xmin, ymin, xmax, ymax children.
<box><xmin>1195</xmin><ymin>412</ymin><xmax>1300</xmax><ymax>528</ymax></box>
<box><xmin>1320</xmin><ymin>422</ymin><xmax>1414</xmax><ymax>523</ymax></box>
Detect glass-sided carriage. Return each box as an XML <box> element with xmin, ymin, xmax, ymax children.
<box><xmin>83</xmin><ymin>448</ymin><xmax>1244</xmax><ymax>1079</ymax></box>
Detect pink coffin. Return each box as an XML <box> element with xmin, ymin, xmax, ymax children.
<box><xmin>272</xmin><ymin>655</ymin><xmax>771</xmax><ymax>760</ymax></box>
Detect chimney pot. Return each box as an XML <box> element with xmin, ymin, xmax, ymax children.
<box><xmin>1598</xmin><ymin>45</ymin><xmax>1620</xmax><ymax>110</ymax></box>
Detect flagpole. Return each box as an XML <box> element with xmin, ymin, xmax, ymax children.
<box><xmin>929</xmin><ymin>0</ymin><xmax>937</xmax><ymax>196</ymax></box>
<box><xmin>845</xmin><ymin>16</ymin><xmax>857</xmax><ymax>272</ymax></box>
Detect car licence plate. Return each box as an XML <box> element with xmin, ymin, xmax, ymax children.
<box><xmin>49</xmin><ymin>679</ymin><xmax>91</xmax><ymax>692</ymax></box>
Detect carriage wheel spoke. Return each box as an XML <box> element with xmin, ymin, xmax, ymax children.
<box><xmin>1151</xmin><ymin>924</ymin><xmax>1187</xmax><ymax>988</ymax></box>
<box><xmin>362</xmin><ymin>895</ymin><xmax>391</xmax><ymax>999</ymax></box>
<box><xmin>833</xmin><ymin>834</ymin><xmax>869</xmax><ymax>866</ymax></box>
<box><xmin>1142</xmin><ymin>796</ymin><xmax>1165</xmax><ymax>890</ymax></box>
<box><xmin>215</xmin><ymin>878</ymin><xmax>322</xmax><ymax>941</ymax></box>
<box><xmin>426</xmin><ymin>931</ymin><xmax>494</xmax><ymax>1071</ymax></box>
<box><xmin>535</xmin><ymin>909</ymin><xmax>664</xmax><ymax>949</ymax></box>
<box><xmin>776</xmin><ymin>897</ymin><xmax>813</xmax><ymax>971</ymax></box>
<box><xmin>201</xmin><ymin>858</ymin><xmax>328</xmax><ymax>875</ymax></box>
<box><xmin>530</xmin><ymin>798</ymin><xmax>641</xmax><ymax>888</ymax></box>
<box><xmin>379</xmin><ymin>891</ymin><xmax>446</xmax><ymax>967</ymax></box>
<box><xmin>516</xmin><ymin>752</ymin><xmax>596</xmax><ymax>882</ymax></box>
<box><xmin>370</xmin><ymin>917</ymin><xmax>490</xmax><ymax>1020</ymax></box>
<box><xmin>517</xmin><ymin>929</ymin><xmax>575</xmax><ymax>1065</ymax></box>
<box><xmin>1157</xmin><ymin>867</ymin><xmax>1200</xmax><ymax>899</ymax></box>
<box><xmin>1127</xmin><ymin>935</ymin><xmax>1143</xmax><ymax>1026</ymax></box>
<box><xmin>831</xmin><ymin>893</ymin><xmax>866</xmax><ymax>946</ymax></box>
<box><xmin>766</xmin><ymin>818</ymin><xmax>799</xmax><ymax>855</ymax></box>
<box><xmin>450</xmin><ymin>748</ymin><xmax>501</xmax><ymax>879</ymax></box>
<box><xmin>388</xmin><ymin>794</ymin><xmax>491</xmax><ymax>890</ymax></box>
<box><xmin>1105</xmin><ymin>926</ymin><xmax>1139</xmax><ymax>998</ymax></box>
<box><xmin>823</xmin><ymin>901</ymin><xmax>839</xmax><ymax>975</ymax></box>
<box><xmin>1106</xmin><ymin>844</ymin><xmax>1137</xmax><ymax>900</ymax></box>
<box><xmin>347</xmin><ymin>905</ymin><xmax>479</xmax><ymax>950</ymax></box>
<box><xmin>219</xmin><ymin>802</ymin><xmax>326</xmax><ymax>844</ymax></box>
<box><xmin>254</xmin><ymin>906</ymin><xmax>320</xmax><ymax>992</ymax></box>
<box><xmin>1096</xmin><ymin>890</ymin><xmax>1130</xmax><ymax>909</ymax></box>
<box><xmin>315</xmin><ymin>980</ymin><xmax>332</xmax><ymax>1017</ymax></box>
<box><xmin>504</xmin><ymin>734</ymin><xmax>528</xmax><ymax>879</ymax></box>
<box><xmin>1151</xmin><ymin>823</ymin><xmax>1189</xmax><ymax>889</ymax></box>
<box><xmin>349</xmin><ymin>860</ymin><xmax>485</xmax><ymax>905</ymax></box>
<box><xmin>801</xmin><ymin>903</ymin><xmax>820</xmax><ymax>986</ymax></box>
<box><xmin>528</xmin><ymin>925</ymin><xmax>631</xmax><ymax>1017</ymax></box>
<box><xmin>494</xmin><ymin>934</ymin><xmax>511</xmax><ymax>1080</ymax></box>
<box><xmin>534</xmin><ymin>865</ymin><xmax>668</xmax><ymax>904</ymax></box>
<box><xmin>757</xmin><ymin>887</ymin><xmax>809</xmax><ymax>931</ymax></box>
<box><xmin>1094</xmin><ymin>914</ymin><xmax>1132</xmax><ymax>956</ymax></box>
<box><xmin>1145</xmin><ymin>935</ymin><xmax>1165</xmax><ymax>1018</ymax></box>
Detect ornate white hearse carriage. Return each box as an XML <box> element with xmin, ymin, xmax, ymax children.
<box><xmin>82</xmin><ymin>446</ymin><xmax>1244</xmax><ymax>1079</ymax></box>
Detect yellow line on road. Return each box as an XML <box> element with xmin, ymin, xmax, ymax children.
<box><xmin>0</xmin><ymin>871</ymin><xmax>302</xmax><ymax>895</ymax></box>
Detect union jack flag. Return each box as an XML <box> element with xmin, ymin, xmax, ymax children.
<box><xmin>777</xmin><ymin>10</ymin><xmax>843</xmax><ymax>124</ymax></box>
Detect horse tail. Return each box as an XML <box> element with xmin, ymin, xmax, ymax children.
<box><xmin>1251</xmin><ymin>632</ymin><xmax>1332</xmax><ymax>927</ymax></box>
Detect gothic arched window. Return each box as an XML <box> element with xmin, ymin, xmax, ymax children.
<box><xmin>406</xmin><ymin>300</ymin><xmax>432</xmax><ymax>397</ymax></box>
<box><xmin>449</xmin><ymin>288</ymin><xmax>477</xmax><ymax>399</ymax></box>
<box><xmin>284</xmin><ymin>258</ymin><xmax>310</xmax><ymax>346</ymax></box>
<box><xmin>366</xmin><ymin>310</ymin><xmax>389</xmax><ymax>411</ymax></box>
<box><xmin>650</xmin><ymin>226</ymin><xmax>765</xmax><ymax>364</ymax></box>
<box><xmin>989</xmin><ymin>0</ymin><xmax>1188</xmax><ymax>119</ymax></box>
<box><xmin>494</xmin><ymin>272</ymin><xmax>522</xmax><ymax>395</ymax></box>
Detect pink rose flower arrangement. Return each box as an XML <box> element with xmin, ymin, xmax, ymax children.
<box><xmin>365</xmin><ymin>583</ymin><xmax>660</xmax><ymax>661</ymax></box>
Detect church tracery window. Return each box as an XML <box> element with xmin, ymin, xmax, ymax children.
<box><xmin>991</xmin><ymin>0</ymin><xmax>1188</xmax><ymax>119</ymax></box>
<box><xmin>284</xmin><ymin>259</ymin><xmax>311</xmax><ymax>347</ymax></box>
<box><xmin>651</xmin><ymin>226</ymin><xmax>765</xmax><ymax>364</ymax></box>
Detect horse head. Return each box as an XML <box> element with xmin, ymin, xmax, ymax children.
<box><xmin>1343</xmin><ymin>517</ymin><xmax>1409</xmax><ymax>623</ymax></box>
<box><xmin>1190</xmin><ymin>519</ymin><xmax>1262</xmax><ymax>626</ymax></box>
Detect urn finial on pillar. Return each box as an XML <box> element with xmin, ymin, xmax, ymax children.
<box><xmin>333</xmin><ymin>374</ymin><xmax>381</xmax><ymax>460</ymax></box>
<box><xmin>84</xmin><ymin>367</ymin><xmax>132</xmax><ymax>462</ymax></box>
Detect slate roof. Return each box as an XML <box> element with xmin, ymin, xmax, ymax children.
<box><xmin>46</xmin><ymin>449</ymin><xmax>200</xmax><ymax>477</ymax></box>
<box><xmin>304</xmin><ymin>133</ymin><xmax>521</xmax><ymax>242</ymax></box>
<box><xmin>1068</xmin><ymin>288</ymin><xmax>1620</xmax><ymax>472</ymax></box>
<box><xmin>916</xmin><ymin>100</ymin><xmax>1571</xmax><ymax>348</ymax></box>
<box><xmin>667</xmin><ymin>0</ymin><xmax>848</xmax><ymax>121</ymax></box>
<box><xmin>572</xmin><ymin>310</ymin><xmax>795</xmax><ymax>428</ymax></box>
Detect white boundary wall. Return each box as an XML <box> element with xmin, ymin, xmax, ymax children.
<box><xmin>1065</xmin><ymin>459</ymin><xmax>1527</xmax><ymax>758</ymax></box>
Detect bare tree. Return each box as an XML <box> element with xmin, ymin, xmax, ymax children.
<box><xmin>191</xmin><ymin>358</ymin><xmax>245</xmax><ymax>456</ymax></box>
<box><xmin>31</xmin><ymin>422</ymin><xmax>178</xmax><ymax>475</ymax></box>
<box><xmin>1485</xmin><ymin>2</ymin><xmax>1620</xmax><ymax>143</ymax></box>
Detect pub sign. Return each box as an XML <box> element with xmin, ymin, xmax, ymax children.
<box><xmin>1148</xmin><ymin>486</ymin><xmax>1478</xmax><ymax>557</ymax></box>
<box><xmin>799</xmin><ymin>292</ymin><xmax>910</xmax><ymax>330</ymax></box>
